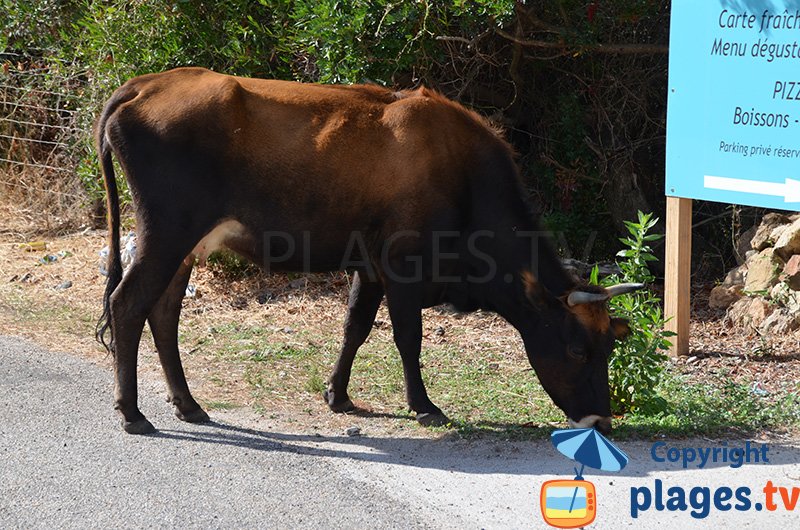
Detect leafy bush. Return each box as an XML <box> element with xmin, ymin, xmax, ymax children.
<box><xmin>593</xmin><ymin>211</ymin><xmax>672</xmax><ymax>415</ymax></box>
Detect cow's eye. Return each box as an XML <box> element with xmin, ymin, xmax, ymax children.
<box><xmin>567</xmin><ymin>347</ymin><xmax>587</xmax><ymax>362</ymax></box>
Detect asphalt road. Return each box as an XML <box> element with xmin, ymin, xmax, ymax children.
<box><xmin>1</xmin><ymin>335</ymin><xmax>798</xmax><ymax>529</ymax></box>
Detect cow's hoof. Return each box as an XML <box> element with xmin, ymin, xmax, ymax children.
<box><xmin>122</xmin><ymin>418</ymin><xmax>156</xmax><ymax>435</ymax></box>
<box><xmin>175</xmin><ymin>407</ymin><xmax>210</xmax><ymax>424</ymax></box>
<box><xmin>416</xmin><ymin>412</ymin><xmax>450</xmax><ymax>427</ymax></box>
<box><xmin>324</xmin><ymin>389</ymin><xmax>355</xmax><ymax>413</ymax></box>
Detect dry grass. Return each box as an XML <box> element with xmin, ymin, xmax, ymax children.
<box><xmin>0</xmin><ymin>227</ymin><xmax>536</xmax><ymax>437</ymax></box>
<box><xmin>1</xmin><ymin>228</ymin><xmax>798</xmax><ymax>439</ymax></box>
<box><xmin>0</xmin><ymin>170</ymin><xmax>93</xmax><ymax>236</ymax></box>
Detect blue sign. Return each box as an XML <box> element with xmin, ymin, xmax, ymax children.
<box><xmin>666</xmin><ymin>0</ymin><xmax>800</xmax><ymax>211</ymax></box>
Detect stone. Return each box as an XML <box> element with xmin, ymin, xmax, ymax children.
<box><xmin>709</xmin><ymin>285</ymin><xmax>742</xmax><ymax>310</ymax></box>
<box><xmin>735</xmin><ymin>225</ymin><xmax>758</xmax><ymax>264</ymax></box>
<box><xmin>770</xmin><ymin>282</ymin><xmax>790</xmax><ymax>302</ymax></box>
<box><xmin>345</xmin><ymin>426</ymin><xmax>361</xmax><ymax>437</ymax></box>
<box><xmin>722</xmin><ymin>264</ymin><xmax>747</xmax><ymax>287</ymax></box>
<box><xmin>288</xmin><ymin>278</ymin><xmax>307</xmax><ymax>289</ymax></box>
<box><xmin>783</xmin><ymin>255</ymin><xmax>800</xmax><ymax>291</ymax></box>
<box><xmin>774</xmin><ymin>217</ymin><xmax>800</xmax><ymax>261</ymax></box>
<box><xmin>725</xmin><ymin>297</ymin><xmax>774</xmax><ymax>329</ymax></box>
<box><xmin>257</xmin><ymin>289</ymin><xmax>275</xmax><ymax>304</ymax></box>
<box><xmin>758</xmin><ymin>308</ymin><xmax>800</xmax><ymax>335</ymax></box>
<box><xmin>750</xmin><ymin>213</ymin><xmax>790</xmax><ymax>251</ymax></box>
<box><xmin>787</xmin><ymin>292</ymin><xmax>800</xmax><ymax>315</ymax></box>
<box><xmin>560</xmin><ymin>259</ymin><xmax>620</xmax><ymax>280</ymax></box>
<box><xmin>744</xmin><ymin>248</ymin><xmax>783</xmax><ymax>292</ymax></box>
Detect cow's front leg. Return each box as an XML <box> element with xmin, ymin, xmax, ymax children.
<box><xmin>385</xmin><ymin>281</ymin><xmax>449</xmax><ymax>427</ymax></box>
<box><xmin>325</xmin><ymin>272</ymin><xmax>384</xmax><ymax>412</ymax></box>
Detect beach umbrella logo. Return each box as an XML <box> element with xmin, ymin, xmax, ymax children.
<box><xmin>540</xmin><ymin>428</ymin><xmax>629</xmax><ymax>528</ymax></box>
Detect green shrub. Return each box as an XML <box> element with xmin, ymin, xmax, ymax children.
<box><xmin>593</xmin><ymin>211</ymin><xmax>672</xmax><ymax>415</ymax></box>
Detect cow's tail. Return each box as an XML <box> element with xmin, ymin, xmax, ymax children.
<box><xmin>95</xmin><ymin>89</ymin><xmax>134</xmax><ymax>354</ymax></box>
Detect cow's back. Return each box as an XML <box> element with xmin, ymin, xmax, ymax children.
<box><xmin>103</xmin><ymin>68</ymin><xmax>517</xmax><ymax>261</ymax></box>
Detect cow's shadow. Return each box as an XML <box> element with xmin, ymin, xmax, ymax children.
<box><xmin>146</xmin><ymin>417</ymin><xmax>800</xmax><ymax>478</ymax></box>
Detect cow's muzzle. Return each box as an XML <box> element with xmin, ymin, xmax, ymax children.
<box><xmin>568</xmin><ymin>414</ymin><xmax>612</xmax><ymax>435</ymax></box>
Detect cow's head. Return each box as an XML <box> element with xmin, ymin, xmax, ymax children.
<box><xmin>518</xmin><ymin>270</ymin><xmax>643</xmax><ymax>434</ymax></box>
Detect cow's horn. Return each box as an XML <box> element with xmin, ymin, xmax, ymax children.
<box><xmin>605</xmin><ymin>283</ymin><xmax>646</xmax><ymax>298</ymax></box>
<box><xmin>567</xmin><ymin>290</ymin><xmax>610</xmax><ymax>306</ymax></box>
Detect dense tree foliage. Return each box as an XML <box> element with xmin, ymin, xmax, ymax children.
<box><xmin>2</xmin><ymin>1</ymin><xmax>757</xmax><ymax>271</ymax></box>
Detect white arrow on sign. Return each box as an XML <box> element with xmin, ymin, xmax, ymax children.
<box><xmin>704</xmin><ymin>175</ymin><xmax>800</xmax><ymax>203</ymax></box>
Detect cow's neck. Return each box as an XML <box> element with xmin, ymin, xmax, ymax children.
<box><xmin>449</xmin><ymin>150</ymin><xmax>576</xmax><ymax>325</ymax></box>
<box><xmin>442</xmin><ymin>215</ymin><xmax>575</xmax><ymax>329</ymax></box>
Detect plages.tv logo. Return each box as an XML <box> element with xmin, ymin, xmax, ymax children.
<box><xmin>540</xmin><ymin>428</ymin><xmax>629</xmax><ymax>529</ymax></box>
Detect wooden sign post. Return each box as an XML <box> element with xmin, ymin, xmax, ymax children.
<box><xmin>664</xmin><ymin>197</ymin><xmax>692</xmax><ymax>357</ymax></box>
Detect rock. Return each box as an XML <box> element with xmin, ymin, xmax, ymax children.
<box><xmin>744</xmin><ymin>248</ymin><xmax>783</xmax><ymax>292</ymax></box>
<box><xmin>54</xmin><ymin>280</ymin><xmax>73</xmax><ymax>290</ymax></box>
<box><xmin>561</xmin><ymin>259</ymin><xmax>582</xmax><ymax>280</ymax></box>
<box><xmin>774</xmin><ymin>217</ymin><xmax>800</xmax><ymax>261</ymax></box>
<box><xmin>434</xmin><ymin>326</ymin><xmax>445</xmax><ymax>337</ymax></box>
<box><xmin>560</xmin><ymin>259</ymin><xmax>620</xmax><ymax>280</ymax></box>
<box><xmin>770</xmin><ymin>282</ymin><xmax>800</xmax><ymax>313</ymax></box>
<box><xmin>230</xmin><ymin>297</ymin><xmax>248</xmax><ymax>310</ymax></box>
<box><xmin>735</xmin><ymin>225</ymin><xmax>758</xmax><ymax>264</ymax></box>
<box><xmin>770</xmin><ymin>224</ymin><xmax>789</xmax><ymax>248</ymax></box>
<box><xmin>597</xmin><ymin>262</ymin><xmax>622</xmax><ymax>277</ymax></box>
<box><xmin>345</xmin><ymin>426</ymin><xmax>361</xmax><ymax>437</ymax></box>
<box><xmin>709</xmin><ymin>285</ymin><xmax>742</xmax><ymax>310</ymax></box>
<box><xmin>787</xmin><ymin>292</ymin><xmax>800</xmax><ymax>315</ymax></box>
<box><xmin>750</xmin><ymin>213</ymin><xmax>790</xmax><ymax>250</ymax></box>
<box><xmin>758</xmin><ymin>308</ymin><xmax>800</xmax><ymax>335</ymax></box>
<box><xmin>725</xmin><ymin>297</ymin><xmax>774</xmax><ymax>329</ymax></box>
<box><xmin>783</xmin><ymin>255</ymin><xmax>800</xmax><ymax>290</ymax></box>
<box><xmin>722</xmin><ymin>264</ymin><xmax>747</xmax><ymax>287</ymax></box>
<box><xmin>770</xmin><ymin>282</ymin><xmax>790</xmax><ymax>302</ymax></box>
<box><xmin>257</xmin><ymin>290</ymin><xmax>275</xmax><ymax>304</ymax></box>
<box><xmin>288</xmin><ymin>278</ymin><xmax>307</xmax><ymax>289</ymax></box>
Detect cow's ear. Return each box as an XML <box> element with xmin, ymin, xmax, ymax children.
<box><xmin>611</xmin><ymin>318</ymin><xmax>631</xmax><ymax>340</ymax></box>
<box><xmin>521</xmin><ymin>270</ymin><xmax>549</xmax><ymax>308</ymax></box>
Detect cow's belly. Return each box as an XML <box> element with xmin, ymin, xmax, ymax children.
<box><xmin>190</xmin><ymin>218</ymin><xmax>377</xmax><ymax>273</ymax></box>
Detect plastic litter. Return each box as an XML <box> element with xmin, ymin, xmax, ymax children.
<box><xmin>751</xmin><ymin>382</ymin><xmax>769</xmax><ymax>396</ymax></box>
<box><xmin>99</xmin><ymin>231</ymin><xmax>137</xmax><ymax>276</ymax></box>
<box><xmin>99</xmin><ymin>231</ymin><xmax>195</xmax><ymax>297</ymax></box>
<box><xmin>18</xmin><ymin>241</ymin><xmax>47</xmax><ymax>252</ymax></box>
<box><xmin>38</xmin><ymin>250</ymin><xmax>71</xmax><ymax>265</ymax></box>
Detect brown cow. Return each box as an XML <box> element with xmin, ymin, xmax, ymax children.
<box><xmin>95</xmin><ymin>67</ymin><xmax>641</xmax><ymax>435</ymax></box>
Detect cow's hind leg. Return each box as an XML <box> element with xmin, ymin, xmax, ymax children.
<box><xmin>147</xmin><ymin>258</ymin><xmax>208</xmax><ymax>423</ymax></box>
<box><xmin>110</xmin><ymin>237</ymin><xmax>197</xmax><ymax>434</ymax></box>
<box><xmin>384</xmin><ymin>281</ymin><xmax>449</xmax><ymax>427</ymax></box>
<box><xmin>325</xmin><ymin>272</ymin><xmax>384</xmax><ymax>412</ymax></box>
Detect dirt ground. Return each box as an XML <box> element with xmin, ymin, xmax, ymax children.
<box><xmin>1</xmin><ymin>223</ymin><xmax>799</xmax><ymax>437</ymax></box>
